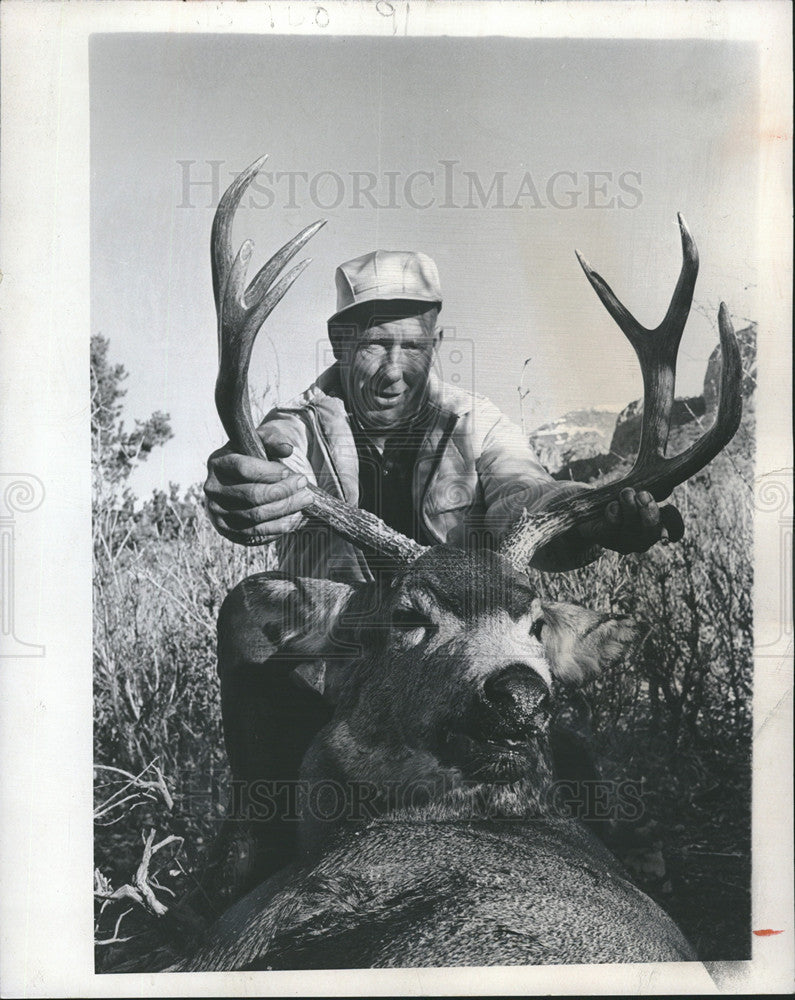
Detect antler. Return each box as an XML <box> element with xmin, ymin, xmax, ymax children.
<box><xmin>500</xmin><ymin>215</ymin><xmax>743</xmax><ymax>571</ymax></box>
<box><xmin>212</xmin><ymin>155</ymin><xmax>426</xmax><ymax>565</ymax></box>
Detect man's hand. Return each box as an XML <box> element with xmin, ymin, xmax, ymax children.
<box><xmin>577</xmin><ymin>488</ymin><xmax>685</xmax><ymax>555</ymax></box>
<box><xmin>204</xmin><ymin>429</ymin><xmax>315</xmax><ymax>546</ymax></box>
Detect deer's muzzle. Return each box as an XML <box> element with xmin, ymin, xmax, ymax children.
<box><xmin>482</xmin><ymin>662</ymin><xmax>551</xmax><ymax>729</ymax></box>
<box><xmin>436</xmin><ymin>664</ymin><xmax>553</xmax><ymax>783</ymax></box>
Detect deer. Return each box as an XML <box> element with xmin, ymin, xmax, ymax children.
<box><xmin>178</xmin><ymin>156</ymin><xmax>742</xmax><ymax>969</ymax></box>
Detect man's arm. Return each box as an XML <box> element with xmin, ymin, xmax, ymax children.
<box><xmin>474</xmin><ymin>403</ymin><xmax>600</xmax><ymax>570</ymax></box>
<box><xmin>473</xmin><ymin>400</ymin><xmax>669</xmax><ymax>571</ymax></box>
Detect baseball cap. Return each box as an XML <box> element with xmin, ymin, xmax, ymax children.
<box><xmin>328</xmin><ymin>250</ymin><xmax>442</xmax><ymax>325</ymax></box>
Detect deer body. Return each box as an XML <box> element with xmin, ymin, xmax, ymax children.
<box><xmin>181</xmin><ymin>547</ymin><xmax>696</xmax><ymax>970</ymax></box>
<box><xmin>185</xmin><ymin>818</ymin><xmax>693</xmax><ymax>970</ymax></box>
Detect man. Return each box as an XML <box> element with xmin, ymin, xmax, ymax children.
<box><xmin>206</xmin><ymin>250</ymin><xmax>666</xmax><ymax>571</ymax></box>
<box><xmin>202</xmin><ymin>250</ymin><xmax>672</xmax><ymax>891</ymax></box>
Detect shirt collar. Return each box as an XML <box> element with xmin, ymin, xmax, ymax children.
<box><xmin>348</xmin><ymin>402</ymin><xmax>433</xmax><ymax>454</ymax></box>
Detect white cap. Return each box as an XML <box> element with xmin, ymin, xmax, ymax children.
<box><xmin>329</xmin><ymin>250</ymin><xmax>442</xmax><ymax>324</ymax></box>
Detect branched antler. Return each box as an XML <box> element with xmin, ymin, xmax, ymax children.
<box><xmin>499</xmin><ymin>216</ymin><xmax>742</xmax><ymax>570</ymax></box>
<box><xmin>212</xmin><ymin>155</ymin><xmax>426</xmax><ymax>565</ymax></box>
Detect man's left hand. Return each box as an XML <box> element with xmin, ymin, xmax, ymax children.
<box><xmin>578</xmin><ymin>488</ymin><xmax>684</xmax><ymax>555</ymax></box>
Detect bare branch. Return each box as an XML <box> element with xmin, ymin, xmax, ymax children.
<box><xmin>95</xmin><ymin>907</ymin><xmax>136</xmax><ymax>946</ymax></box>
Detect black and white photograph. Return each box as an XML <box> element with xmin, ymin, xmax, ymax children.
<box><xmin>0</xmin><ymin>1</ymin><xmax>792</xmax><ymax>995</ymax></box>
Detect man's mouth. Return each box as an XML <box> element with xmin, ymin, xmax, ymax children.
<box><xmin>371</xmin><ymin>389</ymin><xmax>405</xmax><ymax>408</ymax></box>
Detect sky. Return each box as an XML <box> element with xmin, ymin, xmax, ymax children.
<box><xmin>90</xmin><ymin>33</ymin><xmax>759</xmax><ymax>499</ymax></box>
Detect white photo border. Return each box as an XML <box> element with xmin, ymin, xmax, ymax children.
<box><xmin>0</xmin><ymin>1</ymin><xmax>791</xmax><ymax>995</ymax></box>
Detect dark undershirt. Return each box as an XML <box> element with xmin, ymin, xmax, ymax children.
<box><xmin>351</xmin><ymin>410</ymin><xmax>435</xmax><ymax>547</ymax></box>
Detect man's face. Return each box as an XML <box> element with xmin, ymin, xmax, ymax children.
<box><xmin>336</xmin><ymin>305</ymin><xmax>440</xmax><ymax>433</ymax></box>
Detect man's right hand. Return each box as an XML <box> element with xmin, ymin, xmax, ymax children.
<box><xmin>204</xmin><ymin>430</ymin><xmax>315</xmax><ymax>545</ymax></box>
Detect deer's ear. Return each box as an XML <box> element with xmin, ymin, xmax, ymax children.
<box><xmin>218</xmin><ymin>573</ymin><xmax>356</xmax><ymax>670</ymax></box>
<box><xmin>540</xmin><ymin>601</ymin><xmax>640</xmax><ymax>686</ymax></box>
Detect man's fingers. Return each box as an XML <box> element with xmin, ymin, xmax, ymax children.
<box><xmin>258</xmin><ymin>429</ymin><xmax>295</xmax><ymax>460</ymax></box>
<box><xmin>204</xmin><ymin>433</ymin><xmax>308</xmax><ymax>545</ymax></box>
<box><xmin>217</xmin><ymin>512</ymin><xmax>306</xmax><ymax>544</ymax></box>
<box><xmin>211</xmin><ymin>452</ymin><xmax>297</xmax><ymax>486</ymax></box>
<box><xmin>267</xmin><ymin>441</ymin><xmax>294</xmax><ymax>459</ymax></box>
<box><xmin>206</xmin><ymin>473</ymin><xmax>310</xmax><ymax>510</ymax></box>
<box><xmin>216</xmin><ymin>488</ymin><xmax>315</xmax><ymax>529</ymax></box>
<box><xmin>589</xmin><ymin>491</ymin><xmax>685</xmax><ymax>554</ymax></box>
<box><xmin>636</xmin><ymin>491</ymin><xmax>660</xmax><ymax>531</ymax></box>
<box><xmin>619</xmin><ymin>487</ymin><xmax>638</xmax><ymax>518</ymax></box>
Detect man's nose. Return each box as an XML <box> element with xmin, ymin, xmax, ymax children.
<box><xmin>381</xmin><ymin>347</ymin><xmax>405</xmax><ymax>382</ymax></box>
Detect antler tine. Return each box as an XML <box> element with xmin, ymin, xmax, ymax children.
<box><xmin>245</xmin><ymin>219</ymin><xmax>326</xmax><ymax>308</ymax></box>
<box><xmin>214</xmin><ymin>210</ymin><xmax>327</xmax><ymax>458</ymax></box>
<box><xmin>500</xmin><ymin>217</ymin><xmax>742</xmax><ymax>571</ymax></box>
<box><xmin>660</xmin><ymin>214</ymin><xmax>700</xmax><ymax>350</ymax></box>
<box><xmin>575</xmin><ymin>215</ymin><xmax>698</xmax><ymax>351</ymax></box>
<box><xmin>649</xmin><ymin>301</ymin><xmax>742</xmax><ymax>496</ymax></box>
<box><xmin>211</xmin><ymin>154</ymin><xmax>427</xmax><ymax>566</ymax></box>
<box><xmin>211</xmin><ymin>153</ymin><xmax>270</xmax><ymax>315</ymax></box>
<box><xmin>576</xmin><ymin>214</ymin><xmax>699</xmax><ymax>466</ymax></box>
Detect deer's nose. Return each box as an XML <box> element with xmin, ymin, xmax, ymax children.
<box><xmin>483</xmin><ymin>663</ymin><xmax>551</xmax><ymax>724</ymax></box>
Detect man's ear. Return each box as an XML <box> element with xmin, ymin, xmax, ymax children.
<box><xmin>327</xmin><ymin>327</ymin><xmax>340</xmax><ymax>361</ymax></box>
<box><xmin>540</xmin><ymin>601</ymin><xmax>641</xmax><ymax>686</ymax></box>
<box><xmin>327</xmin><ymin>321</ymin><xmax>359</xmax><ymax>362</ymax></box>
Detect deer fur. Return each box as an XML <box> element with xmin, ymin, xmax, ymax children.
<box><xmin>178</xmin><ymin>546</ymin><xmax>695</xmax><ymax>970</ymax></box>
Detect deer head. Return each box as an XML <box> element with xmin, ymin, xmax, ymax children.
<box><xmin>289</xmin><ymin>545</ymin><xmax>639</xmax><ymax>852</ymax></box>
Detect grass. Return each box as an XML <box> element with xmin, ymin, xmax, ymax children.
<box><xmin>93</xmin><ymin>402</ymin><xmax>754</xmax><ymax>968</ymax></box>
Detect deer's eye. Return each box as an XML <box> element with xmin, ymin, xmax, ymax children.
<box><xmin>391</xmin><ymin>607</ymin><xmax>436</xmax><ymax>635</ymax></box>
<box><xmin>530</xmin><ymin>618</ymin><xmax>545</xmax><ymax>641</ymax></box>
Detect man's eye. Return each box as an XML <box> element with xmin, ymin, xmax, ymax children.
<box><xmin>392</xmin><ymin>608</ymin><xmax>436</xmax><ymax>633</ymax></box>
<box><xmin>358</xmin><ymin>343</ymin><xmax>385</xmax><ymax>357</ymax></box>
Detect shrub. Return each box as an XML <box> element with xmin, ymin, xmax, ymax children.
<box><xmin>93</xmin><ymin>335</ymin><xmax>754</xmax><ymax>965</ymax></box>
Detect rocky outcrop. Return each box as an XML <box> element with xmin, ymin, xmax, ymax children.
<box><xmin>704</xmin><ymin>324</ymin><xmax>756</xmax><ymax>414</ymax></box>
<box><xmin>528</xmin><ymin>407</ymin><xmax>620</xmax><ymax>475</ymax></box>
<box><xmin>539</xmin><ymin>322</ymin><xmax>757</xmax><ymax>485</ymax></box>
